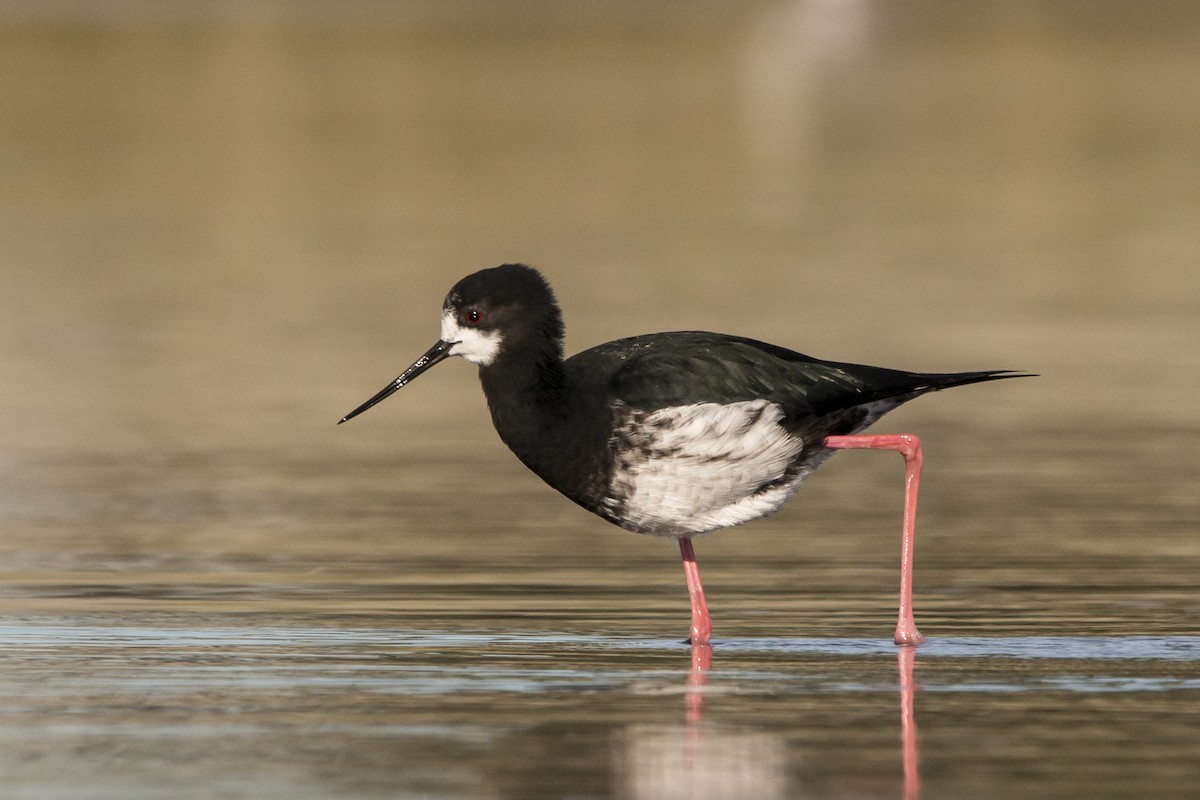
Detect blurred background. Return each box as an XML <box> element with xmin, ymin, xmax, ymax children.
<box><xmin>2</xmin><ymin>0</ymin><xmax>1196</xmax><ymax>455</ymax></box>
<box><xmin>0</xmin><ymin>2</ymin><xmax>1198</xmax><ymax>797</ymax></box>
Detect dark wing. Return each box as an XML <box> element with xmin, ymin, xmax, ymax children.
<box><xmin>571</xmin><ymin>331</ymin><xmax>1027</xmax><ymax>436</ymax></box>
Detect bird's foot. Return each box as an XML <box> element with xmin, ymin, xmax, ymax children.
<box><xmin>894</xmin><ymin>620</ymin><xmax>926</xmax><ymax>646</ymax></box>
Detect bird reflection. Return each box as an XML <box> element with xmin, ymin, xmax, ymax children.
<box><xmin>617</xmin><ymin>643</ymin><xmax>921</xmax><ymax>800</ymax></box>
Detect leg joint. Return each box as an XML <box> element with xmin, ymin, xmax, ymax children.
<box><xmin>823</xmin><ymin>433</ymin><xmax>922</xmax><ymax>462</ymax></box>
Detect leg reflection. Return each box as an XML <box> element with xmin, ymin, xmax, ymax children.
<box><xmin>618</xmin><ymin>644</ymin><xmax>917</xmax><ymax>800</ymax></box>
<box><xmin>686</xmin><ymin>642</ymin><xmax>712</xmax><ymax>725</ymax></box>
<box><xmin>898</xmin><ymin>645</ymin><xmax>921</xmax><ymax>800</ymax></box>
<box><xmin>616</xmin><ymin>643</ymin><xmax>787</xmax><ymax>799</ymax></box>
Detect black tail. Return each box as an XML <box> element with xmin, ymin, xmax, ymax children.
<box><xmin>919</xmin><ymin>369</ymin><xmax>1036</xmax><ymax>393</ymax></box>
<box><xmin>793</xmin><ymin>359</ymin><xmax>1034</xmax><ymax>423</ymax></box>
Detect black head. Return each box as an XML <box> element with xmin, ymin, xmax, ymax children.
<box><xmin>338</xmin><ymin>263</ymin><xmax>563</xmax><ymax>424</ymax></box>
<box><xmin>441</xmin><ymin>264</ymin><xmax>564</xmax><ymax>365</ymax></box>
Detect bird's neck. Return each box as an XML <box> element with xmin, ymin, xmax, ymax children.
<box><xmin>478</xmin><ymin>343</ymin><xmax>612</xmax><ymax>512</ymax></box>
<box><xmin>479</xmin><ymin>342</ymin><xmax>571</xmax><ymax>431</ymax></box>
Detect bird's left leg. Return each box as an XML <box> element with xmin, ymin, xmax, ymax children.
<box><xmin>677</xmin><ymin>536</ymin><xmax>712</xmax><ymax>646</ymax></box>
<box><xmin>823</xmin><ymin>434</ymin><xmax>926</xmax><ymax>645</ymax></box>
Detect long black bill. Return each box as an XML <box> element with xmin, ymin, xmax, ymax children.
<box><xmin>338</xmin><ymin>340</ymin><xmax>455</xmax><ymax>424</ymax></box>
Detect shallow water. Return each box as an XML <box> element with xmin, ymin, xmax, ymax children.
<box><xmin>1</xmin><ymin>621</ymin><xmax>1199</xmax><ymax>799</ymax></box>
<box><xmin>2</xmin><ymin>2</ymin><xmax>1199</xmax><ymax>798</ymax></box>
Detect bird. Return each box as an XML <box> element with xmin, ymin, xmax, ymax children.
<box><xmin>339</xmin><ymin>263</ymin><xmax>1030</xmax><ymax>646</ymax></box>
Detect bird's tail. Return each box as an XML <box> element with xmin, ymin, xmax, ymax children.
<box><xmin>919</xmin><ymin>369</ymin><xmax>1036</xmax><ymax>393</ymax></box>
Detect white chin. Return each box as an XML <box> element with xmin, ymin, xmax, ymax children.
<box><xmin>442</xmin><ymin>312</ymin><xmax>502</xmax><ymax>366</ymax></box>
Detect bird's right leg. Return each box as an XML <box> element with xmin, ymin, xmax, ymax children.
<box><xmin>823</xmin><ymin>434</ymin><xmax>926</xmax><ymax>645</ymax></box>
<box><xmin>677</xmin><ymin>536</ymin><xmax>712</xmax><ymax>646</ymax></box>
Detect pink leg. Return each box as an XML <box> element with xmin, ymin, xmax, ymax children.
<box><xmin>678</xmin><ymin>537</ymin><xmax>712</xmax><ymax>646</ymax></box>
<box><xmin>823</xmin><ymin>434</ymin><xmax>926</xmax><ymax>645</ymax></box>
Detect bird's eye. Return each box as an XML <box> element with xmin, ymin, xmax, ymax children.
<box><xmin>464</xmin><ymin>309</ymin><xmax>485</xmax><ymax>326</ymax></box>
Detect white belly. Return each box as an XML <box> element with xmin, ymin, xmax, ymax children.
<box><xmin>605</xmin><ymin>399</ymin><xmax>811</xmax><ymax>535</ymax></box>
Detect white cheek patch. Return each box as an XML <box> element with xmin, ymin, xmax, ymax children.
<box><xmin>441</xmin><ymin>309</ymin><xmax>502</xmax><ymax>366</ymax></box>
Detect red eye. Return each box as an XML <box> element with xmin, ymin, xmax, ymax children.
<box><xmin>464</xmin><ymin>309</ymin><xmax>485</xmax><ymax>326</ymax></box>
